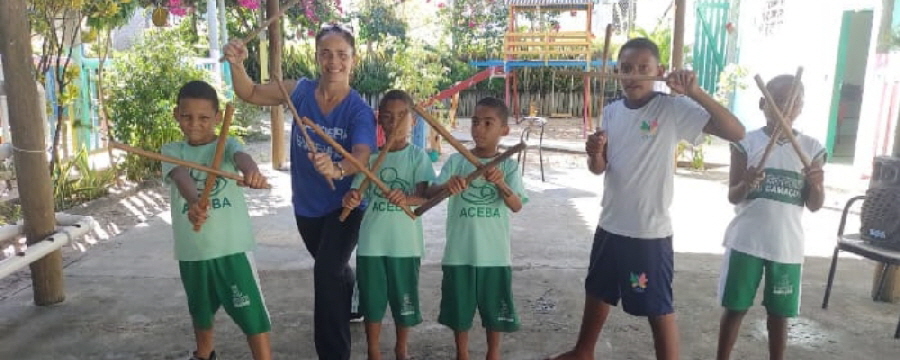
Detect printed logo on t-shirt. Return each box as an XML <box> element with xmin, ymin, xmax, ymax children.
<box><xmin>181</xmin><ymin>168</ymin><xmax>234</xmax><ymax>214</ymax></box>
<box><xmin>371</xmin><ymin>167</ymin><xmax>412</xmax><ymax>212</ymax></box>
<box><xmin>640</xmin><ymin>119</ymin><xmax>659</xmax><ymax>139</ymax></box>
<box><xmin>747</xmin><ymin>168</ymin><xmax>805</xmax><ymax>207</ymax></box>
<box><xmin>630</xmin><ymin>272</ymin><xmax>648</xmax><ymax>292</ymax></box>
<box><xmin>190</xmin><ymin>168</ymin><xmax>226</xmax><ymax>197</ymax></box>
<box><xmin>460</xmin><ymin>178</ymin><xmax>499</xmax><ymax>206</ymax></box>
<box><xmin>294</xmin><ymin>125</ymin><xmax>346</xmax><ymax>161</ymax></box>
<box><xmin>457</xmin><ymin>178</ymin><xmax>502</xmax><ymax>218</ymax></box>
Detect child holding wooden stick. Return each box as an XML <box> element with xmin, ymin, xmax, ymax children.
<box><xmin>715</xmin><ymin>74</ymin><xmax>825</xmax><ymax>360</ymax></box>
<box><xmin>429</xmin><ymin>97</ymin><xmax>527</xmax><ymax>360</ymax></box>
<box><xmin>551</xmin><ymin>37</ymin><xmax>746</xmax><ymax>360</ymax></box>
<box><xmin>341</xmin><ymin>90</ymin><xmax>435</xmax><ymax>360</ymax></box>
<box><xmin>161</xmin><ymin>80</ymin><xmax>272</xmax><ymax>360</ymax></box>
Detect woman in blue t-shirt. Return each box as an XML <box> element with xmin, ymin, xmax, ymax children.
<box><xmin>224</xmin><ymin>25</ymin><xmax>376</xmax><ymax>360</ymax></box>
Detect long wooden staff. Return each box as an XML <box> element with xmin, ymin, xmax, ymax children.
<box><xmin>289</xmin><ymin>113</ymin><xmax>416</xmax><ymax>219</ymax></box>
<box><xmin>559</xmin><ymin>71</ymin><xmax>667</xmax><ymax>82</ymax></box>
<box><xmin>193</xmin><ymin>104</ymin><xmax>235</xmax><ymax>231</ymax></box>
<box><xmin>273</xmin><ymin>80</ymin><xmax>336</xmax><ymax>190</ymax></box>
<box><xmin>414</xmin><ymin>142</ymin><xmax>526</xmax><ymax>216</ymax></box>
<box><xmin>412</xmin><ymin>105</ymin><xmax>514</xmax><ymax>198</ymax></box>
<box><xmin>218</xmin><ymin>0</ymin><xmax>304</xmax><ymax>62</ymax></box>
<box><xmin>108</xmin><ymin>141</ymin><xmax>272</xmax><ymax>187</ymax></box>
<box><xmin>755</xmin><ymin>67</ymin><xmax>804</xmax><ymax>170</ymax></box>
<box><xmin>594</xmin><ymin>24</ymin><xmax>614</xmax><ymax>132</ymax></box>
<box><xmin>338</xmin><ymin>118</ymin><xmax>405</xmax><ymax>222</ymax></box>
<box><xmin>754</xmin><ymin>75</ymin><xmax>812</xmax><ymax>168</ymax></box>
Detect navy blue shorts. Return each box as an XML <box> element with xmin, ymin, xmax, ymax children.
<box><xmin>584</xmin><ymin>228</ymin><xmax>674</xmax><ymax>317</ymax></box>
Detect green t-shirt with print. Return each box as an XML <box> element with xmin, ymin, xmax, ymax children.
<box><xmin>161</xmin><ymin>137</ymin><xmax>255</xmax><ymax>261</ymax></box>
<box><xmin>436</xmin><ymin>153</ymin><xmax>528</xmax><ymax>266</ymax></box>
<box><xmin>352</xmin><ymin>144</ymin><xmax>435</xmax><ymax>257</ymax></box>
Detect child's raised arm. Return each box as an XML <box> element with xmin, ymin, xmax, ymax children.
<box><xmin>668</xmin><ymin>70</ymin><xmax>746</xmax><ymax>143</ymax></box>
<box><xmin>727</xmin><ymin>145</ymin><xmax>764</xmax><ymax>205</ymax></box>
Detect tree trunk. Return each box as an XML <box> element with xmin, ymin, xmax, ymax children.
<box><xmin>0</xmin><ymin>0</ymin><xmax>64</xmax><ymax>306</ymax></box>
<box><xmin>268</xmin><ymin>0</ymin><xmax>286</xmax><ymax>170</ymax></box>
<box><xmin>672</xmin><ymin>0</ymin><xmax>686</xmax><ymax>70</ymax></box>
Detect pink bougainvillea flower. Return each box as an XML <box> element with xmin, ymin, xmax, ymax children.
<box><xmin>238</xmin><ymin>0</ymin><xmax>260</xmax><ymax>10</ymax></box>
<box><xmin>438</xmin><ymin>3</ymin><xmax>445</xmax><ymax>8</ymax></box>
<box><xmin>468</xmin><ymin>21</ymin><xmax>476</xmax><ymax>28</ymax></box>
<box><xmin>307</xmin><ymin>29</ymin><xmax>316</xmax><ymax>36</ymax></box>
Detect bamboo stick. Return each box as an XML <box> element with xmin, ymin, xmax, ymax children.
<box><xmin>755</xmin><ymin>67</ymin><xmax>804</xmax><ymax>170</ymax></box>
<box><xmin>558</xmin><ymin>70</ymin><xmax>667</xmax><ymax>82</ymax></box>
<box><xmin>412</xmin><ymin>105</ymin><xmax>515</xmax><ymax>197</ymax></box>
<box><xmin>296</xmin><ymin>115</ymin><xmax>416</xmax><ymax>219</ymax></box>
<box><xmin>414</xmin><ymin>142</ymin><xmax>526</xmax><ymax>216</ymax></box>
<box><xmin>339</xmin><ymin>116</ymin><xmax>406</xmax><ymax>222</ymax></box>
<box><xmin>194</xmin><ymin>104</ymin><xmax>235</xmax><ymax>231</ymax></box>
<box><xmin>218</xmin><ymin>0</ymin><xmax>304</xmax><ymax>62</ymax></box>
<box><xmin>754</xmin><ymin>75</ymin><xmax>812</xmax><ymax>168</ymax></box>
<box><xmin>273</xmin><ymin>80</ymin><xmax>336</xmax><ymax>190</ymax></box>
<box><xmin>109</xmin><ymin>141</ymin><xmax>267</xmax><ymax>185</ymax></box>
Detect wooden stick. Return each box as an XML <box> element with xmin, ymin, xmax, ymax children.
<box><xmin>558</xmin><ymin>70</ymin><xmax>667</xmax><ymax>82</ymax></box>
<box><xmin>194</xmin><ymin>104</ymin><xmax>235</xmax><ymax>231</ymax></box>
<box><xmin>218</xmin><ymin>0</ymin><xmax>304</xmax><ymax>62</ymax></box>
<box><xmin>109</xmin><ymin>141</ymin><xmax>262</xmax><ymax>185</ymax></box>
<box><xmin>756</xmin><ymin>67</ymin><xmax>804</xmax><ymax>170</ymax></box>
<box><xmin>594</xmin><ymin>24</ymin><xmax>614</xmax><ymax>132</ymax></box>
<box><xmin>338</xmin><ymin>118</ymin><xmax>405</xmax><ymax>222</ymax></box>
<box><xmin>754</xmin><ymin>75</ymin><xmax>812</xmax><ymax>168</ymax></box>
<box><xmin>414</xmin><ymin>142</ymin><xmax>526</xmax><ymax>216</ymax></box>
<box><xmin>295</xmin><ymin>115</ymin><xmax>416</xmax><ymax>219</ymax></box>
<box><xmin>412</xmin><ymin>105</ymin><xmax>514</xmax><ymax>197</ymax></box>
<box><xmin>273</xmin><ymin>80</ymin><xmax>336</xmax><ymax>190</ymax></box>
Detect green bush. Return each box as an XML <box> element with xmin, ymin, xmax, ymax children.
<box><xmin>106</xmin><ymin>28</ymin><xmax>214</xmax><ymax>181</ymax></box>
<box><xmin>53</xmin><ymin>148</ymin><xmax>116</xmax><ymax>210</ymax></box>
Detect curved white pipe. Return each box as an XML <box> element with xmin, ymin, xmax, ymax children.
<box><xmin>0</xmin><ymin>214</ymin><xmax>96</xmax><ymax>279</ymax></box>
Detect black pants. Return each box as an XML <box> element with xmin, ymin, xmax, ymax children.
<box><xmin>295</xmin><ymin>208</ymin><xmax>363</xmax><ymax>360</ymax></box>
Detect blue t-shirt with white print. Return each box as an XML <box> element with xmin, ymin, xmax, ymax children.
<box><xmin>290</xmin><ymin>78</ymin><xmax>377</xmax><ymax>217</ymax></box>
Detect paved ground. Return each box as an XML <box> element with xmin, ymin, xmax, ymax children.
<box><xmin>1</xmin><ymin>132</ymin><xmax>899</xmax><ymax>359</ymax></box>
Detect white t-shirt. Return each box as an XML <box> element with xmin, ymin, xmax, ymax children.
<box><xmin>599</xmin><ymin>93</ymin><xmax>710</xmax><ymax>239</ymax></box>
<box><xmin>723</xmin><ymin>128</ymin><xmax>827</xmax><ymax>264</ymax></box>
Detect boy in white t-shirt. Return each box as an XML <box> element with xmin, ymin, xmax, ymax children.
<box><xmin>715</xmin><ymin>75</ymin><xmax>825</xmax><ymax>360</ymax></box>
<box><xmin>550</xmin><ymin>38</ymin><xmax>746</xmax><ymax>360</ymax></box>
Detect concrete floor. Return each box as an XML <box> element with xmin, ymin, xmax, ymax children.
<box><xmin>0</xmin><ymin>143</ymin><xmax>898</xmax><ymax>360</ymax></box>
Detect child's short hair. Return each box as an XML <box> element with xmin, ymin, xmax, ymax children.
<box><xmin>379</xmin><ymin>89</ymin><xmax>414</xmax><ymax>111</ymax></box>
<box><xmin>619</xmin><ymin>37</ymin><xmax>661</xmax><ymax>62</ymax></box>
<box><xmin>176</xmin><ymin>80</ymin><xmax>220</xmax><ymax>111</ymax></box>
<box><xmin>766</xmin><ymin>74</ymin><xmax>805</xmax><ymax>98</ymax></box>
<box><xmin>475</xmin><ymin>97</ymin><xmax>510</xmax><ymax>124</ymax></box>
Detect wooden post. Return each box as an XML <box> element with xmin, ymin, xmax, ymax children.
<box><xmin>0</xmin><ymin>0</ymin><xmax>64</xmax><ymax>306</ymax></box>
<box><xmin>672</xmin><ymin>0</ymin><xmax>686</xmax><ymax>69</ymax></box>
<box><xmin>268</xmin><ymin>0</ymin><xmax>287</xmax><ymax>170</ymax></box>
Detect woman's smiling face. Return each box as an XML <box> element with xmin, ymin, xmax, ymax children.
<box><xmin>316</xmin><ymin>32</ymin><xmax>354</xmax><ymax>83</ymax></box>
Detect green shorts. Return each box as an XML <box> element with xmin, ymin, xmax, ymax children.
<box><xmin>720</xmin><ymin>249</ymin><xmax>802</xmax><ymax>317</ymax></box>
<box><xmin>179</xmin><ymin>252</ymin><xmax>271</xmax><ymax>335</ymax></box>
<box><xmin>438</xmin><ymin>265</ymin><xmax>519</xmax><ymax>332</ymax></box>
<box><xmin>357</xmin><ymin>256</ymin><xmax>422</xmax><ymax>327</ymax></box>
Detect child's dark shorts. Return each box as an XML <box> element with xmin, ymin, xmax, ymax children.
<box><xmin>584</xmin><ymin>227</ymin><xmax>674</xmax><ymax>317</ymax></box>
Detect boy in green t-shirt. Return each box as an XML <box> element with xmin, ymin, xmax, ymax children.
<box><xmin>342</xmin><ymin>90</ymin><xmax>436</xmax><ymax>360</ymax></box>
<box><xmin>161</xmin><ymin>80</ymin><xmax>272</xmax><ymax>360</ymax></box>
<box><xmin>428</xmin><ymin>97</ymin><xmax>528</xmax><ymax>360</ymax></box>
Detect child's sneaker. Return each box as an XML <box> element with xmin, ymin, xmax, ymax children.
<box><xmin>189</xmin><ymin>350</ymin><xmax>217</xmax><ymax>360</ymax></box>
